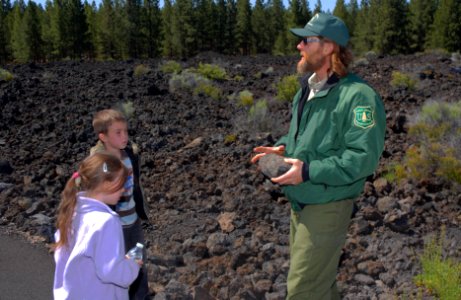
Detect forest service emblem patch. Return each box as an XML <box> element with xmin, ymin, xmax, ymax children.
<box><xmin>353</xmin><ymin>106</ymin><xmax>375</xmax><ymax>129</ymax></box>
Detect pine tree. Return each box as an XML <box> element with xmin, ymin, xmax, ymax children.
<box><xmin>194</xmin><ymin>0</ymin><xmax>216</xmax><ymax>52</ymax></box>
<box><xmin>300</xmin><ymin>0</ymin><xmax>310</xmax><ymax>21</ymax></box>
<box><xmin>141</xmin><ymin>0</ymin><xmax>162</xmax><ymax>58</ymax></box>
<box><xmin>84</xmin><ymin>0</ymin><xmax>99</xmax><ymax>59</ymax></box>
<box><xmin>126</xmin><ymin>0</ymin><xmax>142</xmax><ymax>58</ymax></box>
<box><xmin>352</xmin><ymin>0</ymin><xmax>374</xmax><ymax>54</ymax></box>
<box><xmin>48</xmin><ymin>0</ymin><xmax>87</xmax><ymax>58</ymax></box>
<box><xmin>251</xmin><ymin>0</ymin><xmax>271</xmax><ymax>53</ymax></box>
<box><xmin>408</xmin><ymin>0</ymin><xmax>436</xmax><ymax>53</ymax></box>
<box><xmin>372</xmin><ymin>0</ymin><xmax>410</xmax><ymax>54</ymax></box>
<box><xmin>172</xmin><ymin>0</ymin><xmax>197</xmax><ymax>58</ymax></box>
<box><xmin>333</xmin><ymin>0</ymin><xmax>349</xmax><ymax>33</ymax></box>
<box><xmin>347</xmin><ymin>0</ymin><xmax>358</xmax><ymax>36</ymax></box>
<box><xmin>312</xmin><ymin>0</ymin><xmax>321</xmax><ymax>14</ymax></box>
<box><xmin>235</xmin><ymin>0</ymin><xmax>252</xmax><ymax>54</ymax></box>
<box><xmin>287</xmin><ymin>0</ymin><xmax>310</xmax><ymax>54</ymax></box>
<box><xmin>215</xmin><ymin>0</ymin><xmax>227</xmax><ymax>53</ymax></box>
<box><xmin>269</xmin><ymin>0</ymin><xmax>288</xmax><ymax>55</ymax></box>
<box><xmin>24</xmin><ymin>1</ymin><xmax>44</xmax><ymax>61</ymax></box>
<box><xmin>224</xmin><ymin>0</ymin><xmax>237</xmax><ymax>54</ymax></box>
<box><xmin>0</xmin><ymin>0</ymin><xmax>12</xmax><ymax>62</ymax></box>
<box><xmin>99</xmin><ymin>0</ymin><xmax>117</xmax><ymax>58</ymax></box>
<box><xmin>161</xmin><ymin>0</ymin><xmax>174</xmax><ymax>57</ymax></box>
<box><xmin>53</xmin><ymin>0</ymin><xmax>69</xmax><ymax>58</ymax></box>
<box><xmin>9</xmin><ymin>0</ymin><xmax>28</xmax><ymax>62</ymax></box>
<box><xmin>40</xmin><ymin>1</ymin><xmax>51</xmax><ymax>59</ymax></box>
<box><xmin>289</xmin><ymin>0</ymin><xmax>307</xmax><ymax>27</ymax></box>
<box><xmin>429</xmin><ymin>0</ymin><xmax>461</xmax><ymax>52</ymax></box>
<box><xmin>112</xmin><ymin>0</ymin><xmax>129</xmax><ymax>59</ymax></box>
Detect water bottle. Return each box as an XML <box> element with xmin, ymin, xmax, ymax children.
<box><xmin>126</xmin><ymin>242</ymin><xmax>144</xmax><ymax>261</ymax></box>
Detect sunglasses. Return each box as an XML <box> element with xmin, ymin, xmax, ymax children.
<box><xmin>301</xmin><ymin>37</ymin><xmax>322</xmax><ymax>44</ymax></box>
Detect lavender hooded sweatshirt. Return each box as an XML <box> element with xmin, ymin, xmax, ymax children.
<box><xmin>53</xmin><ymin>194</ymin><xmax>140</xmax><ymax>300</ymax></box>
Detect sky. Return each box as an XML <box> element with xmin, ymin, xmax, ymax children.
<box><xmin>31</xmin><ymin>0</ymin><xmax>338</xmax><ymax>13</ymax></box>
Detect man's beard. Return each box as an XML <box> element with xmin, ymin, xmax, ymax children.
<box><xmin>297</xmin><ymin>55</ymin><xmax>325</xmax><ymax>74</ymax></box>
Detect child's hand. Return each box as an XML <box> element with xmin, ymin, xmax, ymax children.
<box><xmin>125</xmin><ymin>256</ymin><xmax>143</xmax><ymax>266</ymax></box>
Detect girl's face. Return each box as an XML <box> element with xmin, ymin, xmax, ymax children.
<box><xmin>100</xmin><ymin>184</ymin><xmax>125</xmax><ymax>206</ymax></box>
<box><xmin>92</xmin><ymin>173</ymin><xmax>126</xmax><ymax>206</ymax></box>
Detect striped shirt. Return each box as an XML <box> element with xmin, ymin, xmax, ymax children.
<box><xmin>116</xmin><ymin>151</ymin><xmax>138</xmax><ymax>226</ymax></box>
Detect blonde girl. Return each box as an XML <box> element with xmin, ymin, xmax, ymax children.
<box><xmin>53</xmin><ymin>152</ymin><xmax>140</xmax><ymax>300</ymax></box>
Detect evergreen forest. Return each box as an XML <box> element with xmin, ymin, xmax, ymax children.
<box><xmin>0</xmin><ymin>0</ymin><xmax>460</xmax><ymax>63</ymax></box>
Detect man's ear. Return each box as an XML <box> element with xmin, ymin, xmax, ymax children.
<box><xmin>323</xmin><ymin>42</ymin><xmax>335</xmax><ymax>56</ymax></box>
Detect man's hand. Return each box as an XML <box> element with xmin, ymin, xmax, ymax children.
<box><xmin>251</xmin><ymin>145</ymin><xmax>285</xmax><ymax>164</ymax></box>
<box><xmin>271</xmin><ymin>158</ymin><xmax>304</xmax><ymax>185</ymax></box>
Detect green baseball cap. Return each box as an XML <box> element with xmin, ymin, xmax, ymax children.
<box><xmin>290</xmin><ymin>13</ymin><xmax>350</xmax><ymax>47</ymax></box>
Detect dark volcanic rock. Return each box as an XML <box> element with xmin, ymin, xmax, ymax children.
<box><xmin>258</xmin><ymin>153</ymin><xmax>291</xmax><ymax>178</ymax></box>
<box><xmin>1</xmin><ymin>53</ymin><xmax>460</xmax><ymax>299</ymax></box>
<box><xmin>0</xmin><ymin>160</ymin><xmax>13</xmax><ymax>174</ymax></box>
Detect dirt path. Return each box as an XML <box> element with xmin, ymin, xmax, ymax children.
<box><xmin>0</xmin><ymin>231</ymin><xmax>54</xmax><ymax>300</ymax></box>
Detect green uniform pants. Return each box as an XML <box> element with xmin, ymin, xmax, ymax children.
<box><xmin>287</xmin><ymin>199</ymin><xmax>354</xmax><ymax>300</ymax></box>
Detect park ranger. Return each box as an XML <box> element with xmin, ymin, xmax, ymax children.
<box><xmin>252</xmin><ymin>13</ymin><xmax>386</xmax><ymax>300</ymax></box>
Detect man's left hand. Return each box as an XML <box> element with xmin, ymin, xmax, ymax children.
<box><xmin>271</xmin><ymin>158</ymin><xmax>304</xmax><ymax>185</ymax></box>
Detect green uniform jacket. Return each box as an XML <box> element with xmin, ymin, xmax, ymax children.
<box><xmin>276</xmin><ymin>73</ymin><xmax>386</xmax><ymax>211</ymax></box>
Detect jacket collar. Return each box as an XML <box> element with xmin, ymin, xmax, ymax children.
<box><xmin>301</xmin><ymin>72</ymin><xmax>340</xmax><ymax>87</ymax></box>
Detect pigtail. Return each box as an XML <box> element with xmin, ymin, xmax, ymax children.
<box><xmin>52</xmin><ymin>175</ymin><xmax>79</xmax><ymax>250</ymax></box>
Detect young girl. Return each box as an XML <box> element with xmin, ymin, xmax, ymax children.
<box><xmin>53</xmin><ymin>152</ymin><xmax>141</xmax><ymax>300</ymax></box>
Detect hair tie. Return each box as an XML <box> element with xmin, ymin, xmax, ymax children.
<box><xmin>103</xmin><ymin>162</ymin><xmax>109</xmax><ymax>173</ymax></box>
<box><xmin>72</xmin><ymin>172</ymin><xmax>81</xmax><ymax>188</ymax></box>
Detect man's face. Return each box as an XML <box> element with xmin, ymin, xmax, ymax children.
<box><xmin>296</xmin><ymin>37</ymin><xmax>329</xmax><ymax>74</ymax></box>
<box><xmin>100</xmin><ymin>121</ymin><xmax>128</xmax><ymax>151</ymax></box>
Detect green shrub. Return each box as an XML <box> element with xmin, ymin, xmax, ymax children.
<box><xmin>134</xmin><ymin>64</ymin><xmax>151</xmax><ymax>77</ymax></box>
<box><xmin>113</xmin><ymin>101</ymin><xmax>135</xmax><ymax>118</ymax></box>
<box><xmin>161</xmin><ymin>60</ymin><xmax>182</xmax><ymax>74</ymax></box>
<box><xmin>169</xmin><ymin>70</ymin><xmax>210</xmax><ymax>94</ymax></box>
<box><xmin>414</xmin><ymin>227</ymin><xmax>461</xmax><ymax>300</ymax></box>
<box><xmin>121</xmin><ymin>101</ymin><xmax>135</xmax><ymax>118</ymax></box>
<box><xmin>390</xmin><ymin>71</ymin><xmax>416</xmax><ymax>90</ymax></box>
<box><xmin>224</xmin><ymin>134</ymin><xmax>237</xmax><ymax>144</ymax></box>
<box><xmin>238</xmin><ymin>90</ymin><xmax>254</xmax><ymax>107</ymax></box>
<box><xmin>264</xmin><ymin>66</ymin><xmax>274</xmax><ymax>74</ymax></box>
<box><xmin>398</xmin><ymin>101</ymin><xmax>461</xmax><ymax>184</ymax></box>
<box><xmin>254</xmin><ymin>67</ymin><xmax>274</xmax><ymax>79</ymax></box>
<box><xmin>193</xmin><ymin>82</ymin><xmax>222</xmax><ymax>100</ymax></box>
<box><xmin>353</xmin><ymin>57</ymin><xmax>369</xmax><ymax>67</ymax></box>
<box><xmin>438</xmin><ymin>149</ymin><xmax>461</xmax><ymax>183</ymax></box>
<box><xmin>276</xmin><ymin>75</ymin><xmax>300</xmax><ymax>102</ymax></box>
<box><xmin>364</xmin><ymin>51</ymin><xmax>377</xmax><ymax>61</ymax></box>
<box><xmin>0</xmin><ymin>68</ymin><xmax>14</xmax><ymax>81</ymax></box>
<box><xmin>42</xmin><ymin>72</ymin><xmax>56</xmax><ymax>80</ymax></box>
<box><xmin>233</xmin><ymin>75</ymin><xmax>244</xmax><ymax>82</ymax></box>
<box><xmin>247</xmin><ymin>99</ymin><xmax>271</xmax><ymax>132</ymax></box>
<box><xmin>382</xmin><ymin>162</ymin><xmax>404</xmax><ymax>183</ymax></box>
<box><xmin>424</xmin><ymin>48</ymin><xmax>449</xmax><ymax>55</ymax></box>
<box><xmin>248</xmin><ymin>99</ymin><xmax>268</xmax><ymax>119</ymax></box>
<box><xmin>196</xmin><ymin>63</ymin><xmax>227</xmax><ymax>81</ymax></box>
<box><xmin>233</xmin><ymin>98</ymin><xmax>277</xmax><ymax>134</ymax></box>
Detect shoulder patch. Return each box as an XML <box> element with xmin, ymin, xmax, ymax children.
<box><xmin>353</xmin><ymin>106</ymin><xmax>375</xmax><ymax>129</ymax></box>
